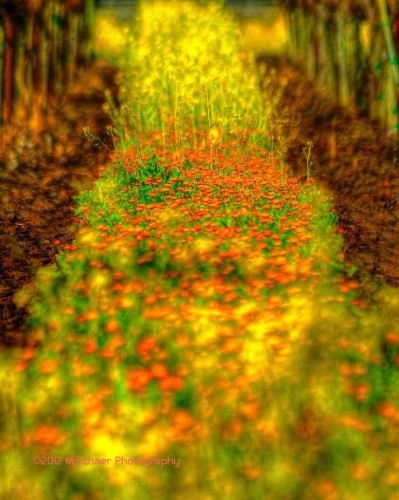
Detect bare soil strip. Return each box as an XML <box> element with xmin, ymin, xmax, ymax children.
<box><xmin>258</xmin><ymin>55</ymin><xmax>399</xmax><ymax>287</ymax></box>
<box><xmin>0</xmin><ymin>61</ymin><xmax>118</xmax><ymax>346</ymax></box>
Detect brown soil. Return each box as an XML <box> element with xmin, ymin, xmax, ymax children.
<box><xmin>0</xmin><ymin>60</ymin><xmax>119</xmax><ymax>347</ymax></box>
<box><xmin>258</xmin><ymin>56</ymin><xmax>399</xmax><ymax>288</ymax></box>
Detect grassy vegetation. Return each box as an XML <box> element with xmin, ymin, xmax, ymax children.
<box><xmin>2</xmin><ymin>1</ymin><xmax>399</xmax><ymax>499</ymax></box>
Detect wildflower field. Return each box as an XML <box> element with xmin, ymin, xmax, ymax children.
<box><xmin>3</xmin><ymin>2</ymin><xmax>399</xmax><ymax>499</ymax></box>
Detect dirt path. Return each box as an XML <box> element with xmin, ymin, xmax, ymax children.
<box><xmin>0</xmin><ymin>60</ymin><xmax>118</xmax><ymax>346</ymax></box>
<box><xmin>258</xmin><ymin>56</ymin><xmax>399</xmax><ymax>288</ymax></box>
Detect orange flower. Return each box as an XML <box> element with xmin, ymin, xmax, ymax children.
<box><xmin>20</xmin><ymin>347</ymin><xmax>37</xmax><ymax>361</ymax></box>
<box><xmin>159</xmin><ymin>375</ymin><xmax>184</xmax><ymax>391</ymax></box>
<box><xmin>353</xmin><ymin>383</ymin><xmax>370</xmax><ymax>402</ymax></box>
<box><xmin>384</xmin><ymin>333</ymin><xmax>399</xmax><ymax>346</ymax></box>
<box><xmin>144</xmin><ymin>306</ymin><xmax>173</xmax><ymax>319</ymax></box>
<box><xmin>32</xmin><ymin>426</ymin><xmax>66</xmax><ymax>446</ymax></box>
<box><xmin>316</xmin><ymin>481</ymin><xmax>338</xmax><ymax>500</ymax></box>
<box><xmin>222</xmin><ymin>338</ymin><xmax>242</xmax><ymax>354</ymax></box>
<box><xmin>117</xmin><ymin>296</ymin><xmax>135</xmax><ymax>309</ymax></box>
<box><xmin>126</xmin><ymin>368</ymin><xmax>153</xmax><ymax>391</ymax></box>
<box><xmin>377</xmin><ymin>401</ymin><xmax>398</xmax><ymax>419</ymax></box>
<box><xmin>338</xmin><ymin>283</ymin><xmax>352</xmax><ymax>294</ymax></box>
<box><xmin>137</xmin><ymin>337</ymin><xmax>156</xmax><ymax>357</ymax></box>
<box><xmin>39</xmin><ymin>359</ymin><xmax>58</xmax><ymax>375</ymax></box>
<box><xmin>84</xmin><ymin>340</ymin><xmax>97</xmax><ymax>354</ymax></box>
<box><xmin>15</xmin><ymin>360</ymin><xmax>29</xmax><ymax>372</ymax></box>
<box><xmin>341</xmin><ymin>415</ymin><xmax>371</xmax><ymax>432</ymax></box>
<box><xmin>240</xmin><ymin>402</ymin><xmax>259</xmax><ymax>420</ymax></box>
<box><xmin>104</xmin><ymin>319</ymin><xmax>119</xmax><ymax>334</ymax></box>
<box><xmin>241</xmin><ymin>462</ymin><xmax>262</xmax><ymax>480</ymax></box>
<box><xmin>144</xmin><ymin>294</ymin><xmax>158</xmax><ymax>306</ymax></box>
<box><xmin>172</xmin><ymin>411</ymin><xmax>193</xmax><ymax>431</ymax></box>
<box><xmin>99</xmin><ymin>346</ymin><xmax>115</xmax><ymax>359</ymax></box>
<box><xmin>351</xmin><ymin>462</ymin><xmax>370</xmax><ymax>481</ymax></box>
<box><xmin>339</xmin><ymin>363</ymin><xmax>352</xmax><ymax>377</ymax></box>
<box><xmin>151</xmin><ymin>363</ymin><xmax>168</xmax><ymax>379</ymax></box>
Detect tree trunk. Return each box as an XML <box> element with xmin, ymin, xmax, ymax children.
<box><xmin>336</xmin><ymin>11</ymin><xmax>350</xmax><ymax>106</ymax></box>
<box><xmin>14</xmin><ymin>19</ymin><xmax>26</xmax><ymax>122</ymax></box>
<box><xmin>2</xmin><ymin>12</ymin><xmax>16</xmax><ymax>123</ymax></box>
<box><xmin>376</xmin><ymin>0</ymin><xmax>399</xmax><ymax>133</ymax></box>
<box><xmin>24</xmin><ymin>15</ymin><xmax>34</xmax><ymax>113</ymax></box>
<box><xmin>315</xmin><ymin>4</ymin><xmax>335</xmax><ymax>96</ymax></box>
<box><xmin>0</xmin><ymin>22</ymin><xmax>4</xmax><ymax>122</ymax></box>
<box><xmin>81</xmin><ymin>0</ymin><xmax>95</xmax><ymax>62</ymax></box>
<box><xmin>305</xmin><ymin>11</ymin><xmax>316</xmax><ymax>78</ymax></box>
